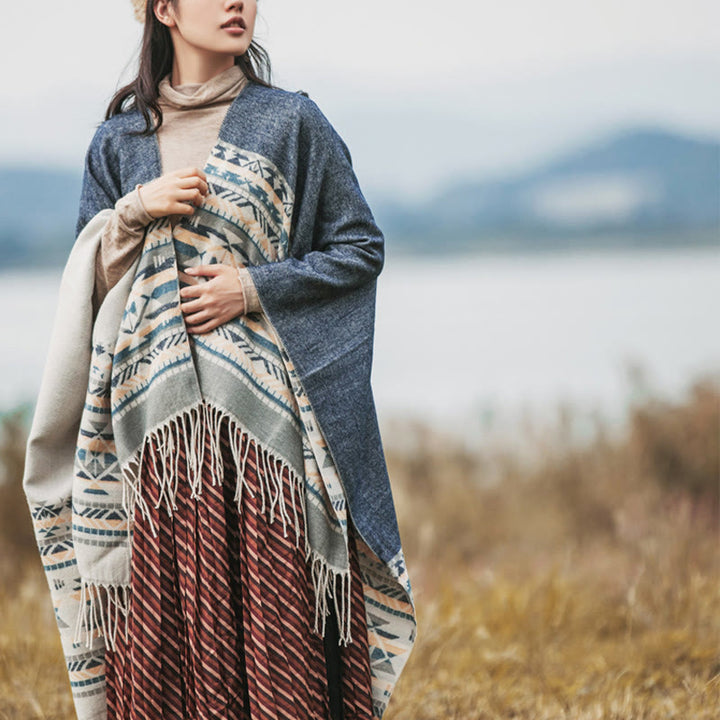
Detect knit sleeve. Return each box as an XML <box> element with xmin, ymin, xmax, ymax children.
<box><xmin>244</xmin><ymin>99</ymin><xmax>395</xmax><ymax>562</ymax></box>
<box><xmin>236</xmin><ymin>266</ymin><xmax>262</xmax><ymax>314</ymax></box>
<box><xmin>93</xmin><ymin>184</ymin><xmax>154</xmax><ymax>314</ymax></box>
<box><xmin>245</xmin><ymin>99</ymin><xmax>383</xmax><ymax>325</ymax></box>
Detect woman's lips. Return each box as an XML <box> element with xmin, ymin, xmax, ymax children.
<box><xmin>223</xmin><ymin>25</ymin><xmax>245</xmax><ymax>35</ymax></box>
<box><xmin>221</xmin><ymin>16</ymin><xmax>246</xmax><ymax>31</ymax></box>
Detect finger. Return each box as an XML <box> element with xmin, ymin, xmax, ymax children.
<box><xmin>187</xmin><ymin>319</ymin><xmax>219</xmax><ymax>334</ymax></box>
<box><xmin>184</xmin><ymin>309</ymin><xmax>212</xmax><ymax>325</ymax></box>
<box><xmin>175</xmin><ymin>166</ymin><xmax>207</xmax><ymax>182</ymax></box>
<box><xmin>179</xmin><ymin>297</ymin><xmax>204</xmax><ymax>313</ymax></box>
<box><xmin>174</xmin><ymin>188</ymin><xmax>205</xmax><ymax>205</ymax></box>
<box><xmin>177</xmin><ymin>175</ymin><xmax>209</xmax><ymax>196</ymax></box>
<box><xmin>169</xmin><ymin>201</ymin><xmax>199</xmax><ymax>216</ymax></box>
<box><xmin>177</xmin><ymin>173</ymin><xmax>208</xmax><ymax>188</ymax></box>
<box><xmin>186</xmin><ymin>264</ymin><xmax>226</xmax><ymax>277</ymax></box>
<box><xmin>179</xmin><ymin>283</ymin><xmax>204</xmax><ymax>298</ymax></box>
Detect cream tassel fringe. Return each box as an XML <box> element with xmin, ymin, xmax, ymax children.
<box><xmin>120</xmin><ymin>400</ymin><xmax>305</xmax><ymax>549</ymax></box>
<box><xmin>72</xmin><ymin>582</ymin><xmax>131</xmax><ymax>652</ymax></box>
<box><xmin>310</xmin><ymin>552</ymin><xmax>353</xmax><ymax>645</ymax></box>
<box><xmin>73</xmin><ymin>399</ymin><xmax>353</xmax><ymax>651</ymax></box>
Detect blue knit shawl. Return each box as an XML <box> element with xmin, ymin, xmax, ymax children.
<box><xmin>77</xmin><ymin>81</ymin><xmax>402</xmax><ymax>569</ymax></box>
<box><xmin>66</xmin><ymin>80</ymin><xmax>416</xmax><ymax>718</ymax></box>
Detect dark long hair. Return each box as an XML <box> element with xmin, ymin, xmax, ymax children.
<box><xmin>105</xmin><ymin>0</ymin><xmax>277</xmax><ymax>136</ymax></box>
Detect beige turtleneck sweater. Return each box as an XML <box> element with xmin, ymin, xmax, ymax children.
<box><xmin>92</xmin><ymin>64</ymin><xmax>260</xmax><ymax>314</ymax></box>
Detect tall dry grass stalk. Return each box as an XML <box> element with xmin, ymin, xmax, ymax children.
<box><xmin>0</xmin><ymin>375</ymin><xmax>718</xmax><ymax>719</ymax></box>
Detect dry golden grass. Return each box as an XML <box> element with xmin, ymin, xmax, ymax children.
<box><xmin>0</xmin><ymin>374</ymin><xmax>718</xmax><ymax>719</ymax></box>
<box><xmin>0</xmin><ymin>571</ymin><xmax>77</xmax><ymax>720</ymax></box>
<box><xmin>383</xmin><ymin>374</ymin><xmax>719</xmax><ymax>719</ymax></box>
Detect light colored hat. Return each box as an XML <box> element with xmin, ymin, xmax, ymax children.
<box><xmin>132</xmin><ymin>0</ymin><xmax>145</xmax><ymax>23</ymax></box>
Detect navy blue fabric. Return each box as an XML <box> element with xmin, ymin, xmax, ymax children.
<box><xmin>75</xmin><ymin>80</ymin><xmax>402</xmax><ymax>565</ymax></box>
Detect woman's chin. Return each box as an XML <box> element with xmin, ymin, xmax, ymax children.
<box><xmin>216</xmin><ymin>35</ymin><xmax>253</xmax><ymax>55</ymax></box>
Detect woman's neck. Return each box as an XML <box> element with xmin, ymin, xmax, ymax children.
<box><xmin>170</xmin><ymin>56</ymin><xmax>236</xmax><ymax>86</ymax></box>
<box><xmin>157</xmin><ymin>63</ymin><xmax>247</xmax><ymax>109</ymax></box>
<box><xmin>167</xmin><ymin>37</ymin><xmax>237</xmax><ymax>85</ymax></box>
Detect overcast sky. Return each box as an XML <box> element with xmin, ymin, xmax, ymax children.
<box><xmin>1</xmin><ymin>0</ymin><xmax>718</xmax><ymax>201</ymax></box>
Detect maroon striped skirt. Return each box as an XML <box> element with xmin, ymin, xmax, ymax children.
<box><xmin>105</xmin><ymin>414</ymin><xmax>374</xmax><ymax>720</ymax></box>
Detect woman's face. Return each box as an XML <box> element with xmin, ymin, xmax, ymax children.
<box><xmin>156</xmin><ymin>0</ymin><xmax>257</xmax><ymax>60</ymax></box>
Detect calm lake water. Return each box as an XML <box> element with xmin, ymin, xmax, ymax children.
<box><xmin>2</xmin><ymin>245</ymin><xmax>718</xmax><ymax>447</ymax></box>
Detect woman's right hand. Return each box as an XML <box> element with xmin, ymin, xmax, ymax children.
<box><xmin>137</xmin><ymin>167</ymin><xmax>209</xmax><ymax>219</ymax></box>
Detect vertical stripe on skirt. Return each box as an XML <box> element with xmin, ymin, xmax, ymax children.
<box><xmin>105</xmin><ymin>414</ymin><xmax>374</xmax><ymax>720</ymax></box>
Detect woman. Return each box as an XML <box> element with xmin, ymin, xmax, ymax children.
<box><xmin>22</xmin><ymin>1</ymin><xmax>416</xmax><ymax>719</ymax></box>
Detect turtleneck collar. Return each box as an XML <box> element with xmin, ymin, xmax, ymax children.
<box><xmin>157</xmin><ymin>64</ymin><xmax>248</xmax><ymax>109</ymax></box>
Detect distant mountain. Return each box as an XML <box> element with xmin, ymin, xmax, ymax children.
<box><xmin>0</xmin><ymin>126</ymin><xmax>717</xmax><ymax>268</ymax></box>
<box><xmin>373</xmin><ymin>125</ymin><xmax>719</xmax><ymax>253</ymax></box>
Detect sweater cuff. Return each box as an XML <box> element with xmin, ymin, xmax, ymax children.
<box><xmin>116</xmin><ymin>184</ymin><xmax>155</xmax><ymax>231</ymax></box>
<box><xmin>237</xmin><ymin>266</ymin><xmax>262</xmax><ymax>314</ymax></box>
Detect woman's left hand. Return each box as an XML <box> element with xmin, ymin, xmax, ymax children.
<box><xmin>179</xmin><ymin>264</ymin><xmax>245</xmax><ymax>334</ymax></box>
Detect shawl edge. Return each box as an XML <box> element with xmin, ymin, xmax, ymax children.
<box><xmin>73</xmin><ymin>397</ymin><xmax>357</xmax><ymax>651</ymax></box>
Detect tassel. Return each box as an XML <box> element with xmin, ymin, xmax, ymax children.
<box><xmin>73</xmin><ymin>580</ymin><xmax>131</xmax><ymax>652</ymax></box>
<box><xmin>119</xmin><ymin>400</ymin><xmax>306</xmax><ymax>542</ymax></box>
<box><xmin>309</xmin><ymin>551</ymin><xmax>353</xmax><ymax>646</ymax></box>
<box><xmin>116</xmin><ymin>398</ymin><xmax>353</xmax><ymax>644</ymax></box>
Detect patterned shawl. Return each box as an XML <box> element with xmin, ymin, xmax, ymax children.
<box><xmin>23</xmin><ymin>81</ymin><xmax>416</xmax><ymax>720</ymax></box>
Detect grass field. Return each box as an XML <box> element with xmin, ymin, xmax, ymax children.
<box><xmin>0</xmin><ymin>373</ymin><xmax>718</xmax><ymax>719</ymax></box>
